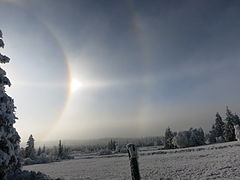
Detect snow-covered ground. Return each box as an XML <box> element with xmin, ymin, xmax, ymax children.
<box><xmin>24</xmin><ymin>141</ymin><xmax>240</xmax><ymax>179</ymax></box>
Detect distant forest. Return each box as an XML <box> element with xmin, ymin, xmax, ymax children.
<box><xmin>164</xmin><ymin>106</ymin><xmax>240</xmax><ymax>149</ymax></box>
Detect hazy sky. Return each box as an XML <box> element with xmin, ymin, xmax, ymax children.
<box><xmin>1</xmin><ymin>0</ymin><xmax>240</xmax><ymax>143</ymax></box>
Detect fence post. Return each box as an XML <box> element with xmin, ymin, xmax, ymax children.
<box><xmin>126</xmin><ymin>143</ymin><xmax>140</xmax><ymax>180</ymax></box>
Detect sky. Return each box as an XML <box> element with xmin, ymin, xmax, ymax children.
<box><xmin>1</xmin><ymin>0</ymin><xmax>240</xmax><ymax>143</ymax></box>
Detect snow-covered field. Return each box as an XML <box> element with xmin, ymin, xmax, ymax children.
<box><xmin>24</xmin><ymin>141</ymin><xmax>240</xmax><ymax>179</ymax></box>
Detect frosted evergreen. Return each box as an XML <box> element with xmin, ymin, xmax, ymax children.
<box><xmin>25</xmin><ymin>134</ymin><xmax>35</xmax><ymax>159</ymax></box>
<box><xmin>0</xmin><ymin>30</ymin><xmax>21</xmax><ymax>179</ymax></box>
<box><xmin>172</xmin><ymin>128</ymin><xmax>205</xmax><ymax>148</ymax></box>
<box><xmin>164</xmin><ymin>127</ymin><xmax>174</xmax><ymax>149</ymax></box>
<box><xmin>224</xmin><ymin>107</ymin><xmax>236</xmax><ymax>142</ymax></box>
<box><xmin>214</xmin><ymin>113</ymin><xmax>225</xmax><ymax>139</ymax></box>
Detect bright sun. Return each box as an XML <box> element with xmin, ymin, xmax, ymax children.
<box><xmin>70</xmin><ymin>79</ymin><xmax>83</xmax><ymax>92</ymax></box>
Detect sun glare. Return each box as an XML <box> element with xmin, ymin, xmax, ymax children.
<box><xmin>70</xmin><ymin>79</ymin><xmax>83</xmax><ymax>92</ymax></box>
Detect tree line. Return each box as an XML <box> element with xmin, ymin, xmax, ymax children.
<box><xmin>164</xmin><ymin>106</ymin><xmax>240</xmax><ymax>149</ymax></box>
<box><xmin>19</xmin><ymin>135</ymin><xmax>73</xmax><ymax>165</ymax></box>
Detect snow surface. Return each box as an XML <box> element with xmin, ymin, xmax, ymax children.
<box><xmin>24</xmin><ymin>141</ymin><xmax>240</xmax><ymax>179</ymax></box>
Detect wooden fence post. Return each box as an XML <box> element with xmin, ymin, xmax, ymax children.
<box><xmin>126</xmin><ymin>143</ymin><xmax>140</xmax><ymax>180</ymax></box>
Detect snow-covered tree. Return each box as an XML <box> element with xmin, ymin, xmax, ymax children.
<box><xmin>173</xmin><ymin>128</ymin><xmax>205</xmax><ymax>148</ymax></box>
<box><xmin>188</xmin><ymin>128</ymin><xmax>205</xmax><ymax>146</ymax></box>
<box><xmin>207</xmin><ymin>125</ymin><xmax>217</xmax><ymax>144</ymax></box>
<box><xmin>58</xmin><ymin>140</ymin><xmax>63</xmax><ymax>159</ymax></box>
<box><xmin>226</xmin><ymin>107</ymin><xmax>235</xmax><ymax>122</ymax></box>
<box><xmin>164</xmin><ymin>127</ymin><xmax>174</xmax><ymax>149</ymax></box>
<box><xmin>207</xmin><ymin>112</ymin><xmax>226</xmax><ymax>144</ymax></box>
<box><xmin>234</xmin><ymin>125</ymin><xmax>240</xmax><ymax>141</ymax></box>
<box><xmin>25</xmin><ymin>134</ymin><xmax>35</xmax><ymax>159</ymax></box>
<box><xmin>224</xmin><ymin>107</ymin><xmax>236</xmax><ymax>141</ymax></box>
<box><xmin>234</xmin><ymin>114</ymin><xmax>240</xmax><ymax>126</ymax></box>
<box><xmin>0</xmin><ymin>30</ymin><xmax>21</xmax><ymax>179</ymax></box>
<box><xmin>172</xmin><ymin>131</ymin><xmax>189</xmax><ymax>148</ymax></box>
<box><xmin>37</xmin><ymin>147</ymin><xmax>42</xmax><ymax>156</ymax></box>
<box><xmin>214</xmin><ymin>113</ymin><xmax>225</xmax><ymax>139</ymax></box>
<box><xmin>224</xmin><ymin>121</ymin><xmax>235</xmax><ymax>142</ymax></box>
<box><xmin>107</xmin><ymin>139</ymin><xmax>116</xmax><ymax>151</ymax></box>
<box><xmin>56</xmin><ymin>140</ymin><xmax>72</xmax><ymax>160</ymax></box>
<box><xmin>42</xmin><ymin>145</ymin><xmax>46</xmax><ymax>154</ymax></box>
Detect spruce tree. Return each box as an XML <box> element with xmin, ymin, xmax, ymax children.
<box><xmin>208</xmin><ymin>125</ymin><xmax>217</xmax><ymax>144</ymax></box>
<box><xmin>234</xmin><ymin>114</ymin><xmax>240</xmax><ymax>126</ymax></box>
<box><xmin>58</xmin><ymin>140</ymin><xmax>63</xmax><ymax>159</ymax></box>
<box><xmin>224</xmin><ymin>107</ymin><xmax>236</xmax><ymax>141</ymax></box>
<box><xmin>189</xmin><ymin>128</ymin><xmax>204</xmax><ymax>146</ymax></box>
<box><xmin>37</xmin><ymin>147</ymin><xmax>42</xmax><ymax>156</ymax></box>
<box><xmin>164</xmin><ymin>127</ymin><xmax>174</xmax><ymax>149</ymax></box>
<box><xmin>215</xmin><ymin>113</ymin><xmax>225</xmax><ymax>138</ymax></box>
<box><xmin>0</xmin><ymin>30</ymin><xmax>21</xmax><ymax>179</ymax></box>
<box><xmin>25</xmin><ymin>134</ymin><xmax>35</xmax><ymax>159</ymax></box>
<box><xmin>224</xmin><ymin>121</ymin><xmax>235</xmax><ymax>142</ymax></box>
<box><xmin>225</xmin><ymin>106</ymin><xmax>236</xmax><ymax>124</ymax></box>
<box><xmin>42</xmin><ymin>145</ymin><xmax>46</xmax><ymax>154</ymax></box>
<box><xmin>107</xmin><ymin>139</ymin><xmax>116</xmax><ymax>151</ymax></box>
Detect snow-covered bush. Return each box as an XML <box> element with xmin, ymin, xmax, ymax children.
<box><xmin>38</xmin><ymin>153</ymin><xmax>52</xmax><ymax>163</ymax></box>
<box><xmin>234</xmin><ymin>125</ymin><xmax>240</xmax><ymax>141</ymax></box>
<box><xmin>7</xmin><ymin>169</ymin><xmax>53</xmax><ymax>180</ymax></box>
<box><xmin>0</xmin><ymin>30</ymin><xmax>21</xmax><ymax>179</ymax></box>
<box><xmin>173</xmin><ymin>128</ymin><xmax>205</xmax><ymax>148</ymax></box>
<box><xmin>23</xmin><ymin>158</ymin><xmax>35</xmax><ymax>166</ymax></box>
<box><xmin>172</xmin><ymin>131</ymin><xmax>189</xmax><ymax>148</ymax></box>
<box><xmin>119</xmin><ymin>146</ymin><xmax>128</xmax><ymax>153</ymax></box>
<box><xmin>216</xmin><ymin>136</ymin><xmax>225</xmax><ymax>143</ymax></box>
<box><xmin>22</xmin><ymin>154</ymin><xmax>53</xmax><ymax>166</ymax></box>
<box><xmin>98</xmin><ymin>149</ymin><xmax>112</xmax><ymax>155</ymax></box>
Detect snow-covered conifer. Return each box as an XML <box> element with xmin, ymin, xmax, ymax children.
<box><xmin>25</xmin><ymin>134</ymin><xmax>35</xmax><ymax>159</ymax></box>
<box><xmin>0</xmin><ymin>30</ymin><xmax>21</xmax><ymax>179</ymax></box>
<box><xmin>172</xmin><ymin>131</ymin><xmax>189</xmax><ymax>148</ymax></box>
<box><xmin>225</xmin><ymin>106</ymin><xmax>237</xmax><ymax>125</ymax></box>
<box><xmin>224</xmin><ymin>121</ymin><xmax>235</xmax><ymax>142</ymax></box>
<box><xmin>208</xmin><ymin>125</ymin><xmax>217</xmax><ymax>144</ymax></box>
<box><xmin>214</xmin><ymin>113</ymin><xmax>225</xmax><ymax>139</ymax></box>
<box><xmin>107</xmin><ymin>139</ymin><xmax>116</xmax><ymax>151</ymax></box>
<box><xmin>40</xmin><ymin>145</ymin><xmax>45</xmax><ymax>155</ymax></box>
<box><xmin>189</xmin><ymin>128</ymin><xmax>205</xmax><ymax>146</ymax></box>
<box><xmin>234</xmin><ymin>114</ymin><xmax>240</xmax><ymax>126</ymax></box>
<box><xmin>173</xmin><ymin>128</ymin><xmax>204</xmax><ymax>148</ymax></box>
<box><xmin>37</xmin><ymin>147</ymin><xmax>42</xmax><ymax>156</ymax></box>
<box><xmin>224</xmin><ymin>107</ymin><xmax>236</xmax><ymax>141</ymax></box>
<box><xmin>58</xmin><ymin>140</ymin><xmax>63</xmax><ymax>159</ymax></box>
<box><xmin>164</xmin><ymin>127</ymin><xmax>174</xmax><ymax>149</ymax></box>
